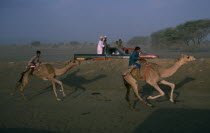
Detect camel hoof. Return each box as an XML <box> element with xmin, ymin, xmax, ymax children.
<box><xmin>23</xmin><ymin>97</ymin><xmax>28</xmax><ymax>101</ymax></box>
<box><xmin>147</xmin><ymin>103</ymin><xmax>153</xmax><ymax>107</ymax></box>
<box><xmin>145</xmin><ymin>98</ymin><xmax>153</xmax><ymax>107</ymax></box>
<box><xmin>57</xmin><ymin>98</ymin><xmax>61</xmax><ymax>101</ymax></box>
<box><xmin>147</xmin><ymin>96</ymin><xmax>153</xmax><ymax>100</ymax></box>
<box><xmin>10</xmin><ymin>92</ymin><xmax>15</xmax><ymax>96</ymax></box>
<box><xmin>63</xmin><ymin>94</ymin><xmax>66</xmax><ymax>97</ymax></box>
<box><xmin>129</xmin><ymin>105</ymin><xmax>135</xmax><ymax>110</ymax></box>
<box><xmin>133</xmin><ymin>108</ymin><xmax>141</xmax><ymax>112</ymax></box>
<box><xmin>129</xmin><ymin>106</ymin><xmax>140</xmax><ymax>112</ymax></box>
<box><xmin>170</xmin><ymin>99</ymin><xmax>174</xmax><ymax>103</ymax></box>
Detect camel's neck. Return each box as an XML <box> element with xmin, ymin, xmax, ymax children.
<box><xmin>160</xmin><ymin>60</ymin><xmax>182</xmax><ymax>78</ymax></box>
<box><xmin>55</xmin><ymin>64</ymin><xmax>75</xmax><ymax>76</ymax></box>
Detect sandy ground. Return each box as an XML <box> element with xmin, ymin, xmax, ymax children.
<box><xmin>0</xmin><ymin>57</ymin><xmax>210</xmax><ymax>133</ymax></box>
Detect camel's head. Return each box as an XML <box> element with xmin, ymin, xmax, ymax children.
<box><xmin>66</xmin><ymin>60</ymin><xmax>80</xmax><ymax>66</ymax></box>
<box><xmin>179</xmin><ymin>54</ymin><xmax>196</xmax><ymax>65</ymax></box>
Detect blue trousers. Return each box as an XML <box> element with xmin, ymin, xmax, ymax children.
<box><xmin>133</xmin><ymin>63</ymin><xmax>141</xmax><ymax>68</ymax></box>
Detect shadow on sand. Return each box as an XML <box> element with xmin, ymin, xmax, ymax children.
<box><xmin>60</xmin><ymin>69</ymin><xmax>107</xmax><ymax>98</ymax></box>
<box><xmin>133</xmin><ymin>108</ymin><xmax>210</xmax><ymax>133</ymax></box>
<box><xmin>29</xmin><ymin>69</ymin><xmax>106</xmax><ymax>100</ymax></box>
<box><xmin>0</xmin><ymin>128</ymin><xmax>60</xmax><ymax>133</ymax></box>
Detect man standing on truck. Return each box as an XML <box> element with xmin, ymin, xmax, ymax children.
<box><xmin>118</xmin><ymin>39</ymin><xmax>123</xmax><ymax>48</ymax></box>
<box><xmin>97</xmin><ymin>36</ymin><xmax>104</xmax><ymax>54</ymax></box>
<box><xmin>116</xmin><ymin>39</ymin><xmax>123</xmax><ymax>48</ymax></box>
<box><xmin>103</xmin><ymin>36</ymin><xmax>107</xmax><ymax>54</ymax></box>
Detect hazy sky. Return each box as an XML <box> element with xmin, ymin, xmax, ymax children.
<box><xmin>0</xmin><ymin>0</ymin><xmax>210</xmax><ymax>44</ymax></box>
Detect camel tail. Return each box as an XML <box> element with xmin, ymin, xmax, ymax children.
<box><xmin>11</xmin><ymin>72</ymin><xmax>25</xmax><ymax>95</ymax></box>
<box><xmin>18</xmin><ymin>72</ymin><xmax>25</xmax><ymax>83</ymax></box>
<box><xmin>122</xmin><ymin>75</ymin><xmax>132</xmax><ymax>89</ymax></box>
<box><xmin>15</xmin><ymin>72</ymin><xmax>25</xmax><ymax>89</ymax></box>
<box><xmin>17</xmin><ymin>71</ymin><xmax>29</xmax><ymax>85</ymax></box>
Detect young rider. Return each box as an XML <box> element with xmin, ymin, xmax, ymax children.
<box><xmin>129</xmin><ymin>47</ymin><xmax>141</xmax><ymax>69</ymax></box>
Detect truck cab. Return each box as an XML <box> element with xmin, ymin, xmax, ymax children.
<box><xmin>74</xmin><ymin>47</ymin><xmax>129</xmax><ymax>61</ymax></box>
<box><xmin>74</xmin><ymin>46</ymin><xmax>158</xmax><ymax>61</ymax></box>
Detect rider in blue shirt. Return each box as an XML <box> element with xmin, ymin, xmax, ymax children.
<box><xmin>129</xmin><ymin>47</ymin><xmax>141</xmax><ymax>68</ymax></box>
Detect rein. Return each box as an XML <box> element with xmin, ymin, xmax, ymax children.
<box><xmin>143</xmin><ymin>63</ymin><xmax>150</xmax><ymax>81</ymax></box>
<box><xmin>48</xmin><ymin>61</ymin><xmax>68</xmax><ymax>66</ymax></box>
<box><xmin>33</xmin><ymin>64</ymin><xmax>42</xmax><ymax>72</ymax></box>
<box><xmin>48</xmin><ymin>63</ymin><xmax>65</xmax><ymax>66</ymax></box>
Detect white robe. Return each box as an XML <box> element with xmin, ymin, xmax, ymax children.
<box><xmin>97</xmin><ymin>40</ymin><xmax>104</xmax><ymax>54</ymax></box>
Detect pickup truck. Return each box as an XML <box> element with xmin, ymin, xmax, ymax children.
<box><xmin>74</xmin><ymin>46</ymin><xmax>158</xmax><ymax>61</ymax></box>
<box><xmin>121</xmin><ymin>48</ymin><xmax>158</xmax><ymax>59</ymax></box>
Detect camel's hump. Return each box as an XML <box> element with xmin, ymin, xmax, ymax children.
<box><xmin>44</xmin><ymin>64</ymin><xmax>55</xmax><ymax>74</ymax></box>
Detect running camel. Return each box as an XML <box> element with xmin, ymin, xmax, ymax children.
<box><xmin>11</xmin><ymin>60</ymin><xmax>80</xmax><ymax>101</ymax></box>
<box><xmin>123</xmin><ymin>55</ymin><xmax>196</xmax><ymax>108</ymax></box>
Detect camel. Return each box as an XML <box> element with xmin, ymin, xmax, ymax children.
<box><xmin>11</xmin><ymin>60</ymin><xmax>80</xmax><ymax>101</ymax></box>
<box><xmin>123</xmin><ymin>55</ymin><xmax>196</xmax><ymax>108</ymax></box>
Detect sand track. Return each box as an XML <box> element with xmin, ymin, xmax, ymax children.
<box><xmin>0</xmin><ymin>59</ymin><xmax>210</xmax><ymax>133</ymax></box>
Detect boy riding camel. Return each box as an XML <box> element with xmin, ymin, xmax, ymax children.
<box><xmin>129</xmin><ymin>47</ymin><xmax>141</xmax><ymax>69</ymax></box>
<box><xmin>123</xmin><ymin>47</ymin><xmax>143</xmax><ymax>76</ymax></box>
<box><xmin>26</xmin><ymin>50</ymin><xmax>41</xmax><ymax>75</ymax></box>
<box><xmin>18</xmin><ymin>50</ymin><xmax>41</xmax><ymax>83</ymax></box>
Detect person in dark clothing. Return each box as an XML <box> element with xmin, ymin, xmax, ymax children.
<box><xmin>28</xmin><ymin>50</ymin><xmax>41</xmax><ymax>75</ymax></box>
<box><xmin>122</xmin><ymin>47</ymin><xmax>141</xmax><ymax>76</ymax></box>
<box><xmin>28</xmin><ymin>51</ymin><xmax>41</xmax><ymax>65</ymax></box>
<box><xmin>129</xmin><ymin>47</ymin><xmax>141</xmax><ymax>68</ymax></box>
<box><xmin>103</xmin><ymin>36</ymin><xmax>107</xmax><ymax>54</ymax></box>
<box><xmin>18</xmin><ymin>51</ymin><xmax>41</xmax><ymax>83</ymax></box>
<box><xmin>24</xmin><ymin>50</ymin><xmax>41</xmax><ymax>75</ymax></box>
<box><xmin>115</xmin><ymin>41</ymin><xmax>119</xmax><ymax>47</ymax></box>
<box><xmin>118</xmin><ymin>39</ymin><xmax>123</xmax><ymax>48</ymax></box>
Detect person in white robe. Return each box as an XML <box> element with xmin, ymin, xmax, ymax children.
<box><xmin>97</xmin><ymin>36</ymin><xmax>104</xmax><ymax>54</ymax></box>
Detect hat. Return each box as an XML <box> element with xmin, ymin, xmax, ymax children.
<box><xmin>104</xmin><ymin>36</ymin><xmax>107</xmax><ymax>38</ymax></box>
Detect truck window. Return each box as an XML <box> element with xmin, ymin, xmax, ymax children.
<box><xmin>109</xmin><ymin>48</ymin><xmax>121</xmax><ymax>55</ymax></box>
<box><xmin>125</xmin><ymin>49</ymin><xmax>129</xmax><ymax>54</ymax></box>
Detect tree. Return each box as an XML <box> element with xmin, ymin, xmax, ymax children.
<box><xmin>69</xmin><ymin>41</ymin><xmax>81</xmax><ymax>45</ymax></box>
<box><xmin>176</xmin><ymin>19</ymin><xmax>210</xmax><ymax>46</ymax></box>
<box><xmin>151</xmin><ymin>28</ymin><xmax>180</xmax><ymax>48</ymax></box>
<box><xmin>31</xmin><ymin>41</ymin><xmax>41</xmax><ymax>47</ymax></box>
<box><xmin>151</xmin><ymin>19</ymin><xmax>210</xmax><ymax>48</ymax></box>
<box><xmin>127</xmin><ymin>36</ymin><xmax>150</xmax><ymax>46</ymax></box>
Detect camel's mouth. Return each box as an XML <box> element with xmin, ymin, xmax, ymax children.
<box><xmin>180</xmin><ymin>55</ymin><xmax>196</xmax><ymax>64</ymax></box>
<box><xmin>190</xmin><ymin>56</ymin><xmax>196</xmax><ymax>61</ymax></box>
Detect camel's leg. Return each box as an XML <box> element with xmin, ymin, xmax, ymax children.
<box><xmin>11</xmin><ymin>72</ymin><xmax>26</xmax><ymax>96</ymax></box>
<box><xmin>19</xmin><ymin>72</ymin><xmax>30</xmax><ymax>100</ymax></box>
<box><xmin>10</xmin><ymin>82</ymin><xmax>21</xmax><ymax>96</ymax></box>
<box><xmin>20</xmin><ymin>89</ymin><xmax>27</xmax><ymax>100</ymax></box>
<box><xmin>160</xmin><ymin>80</ymin><xmax>175</xmax><ymax>102</ymax></box>
<box><xmin>124</xmin><ymin>81</ymin><xmax>133</xmax><ymax>109</ymax></box>
<box><xmin>123</xmin><ymin>76</ymin><xmax>133</xmax><ymax>109</ymax></box>
<box><xmin>124</xmin><ymin>74</ymin><xmax>152</xmax><ymax>107</ymax></box>
<box><xmin>147</xmin><ymin>82</ymin><xmax>165</xmax><ymax>100</ymax></box>
<box><xmin>51</xmin><ymin>81</ymin><xmax>61</xmax><ymax>101</ymax></box>
<box><xmin>50</xmin><ymin>78</ymin><xmax>66</xmax><ymax>97</ymax></box>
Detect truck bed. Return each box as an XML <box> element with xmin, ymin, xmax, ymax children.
<box><xmin>74</xmin><ymin>54</ymin><xmax>129</xmax><ymax>60</ymax></box>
